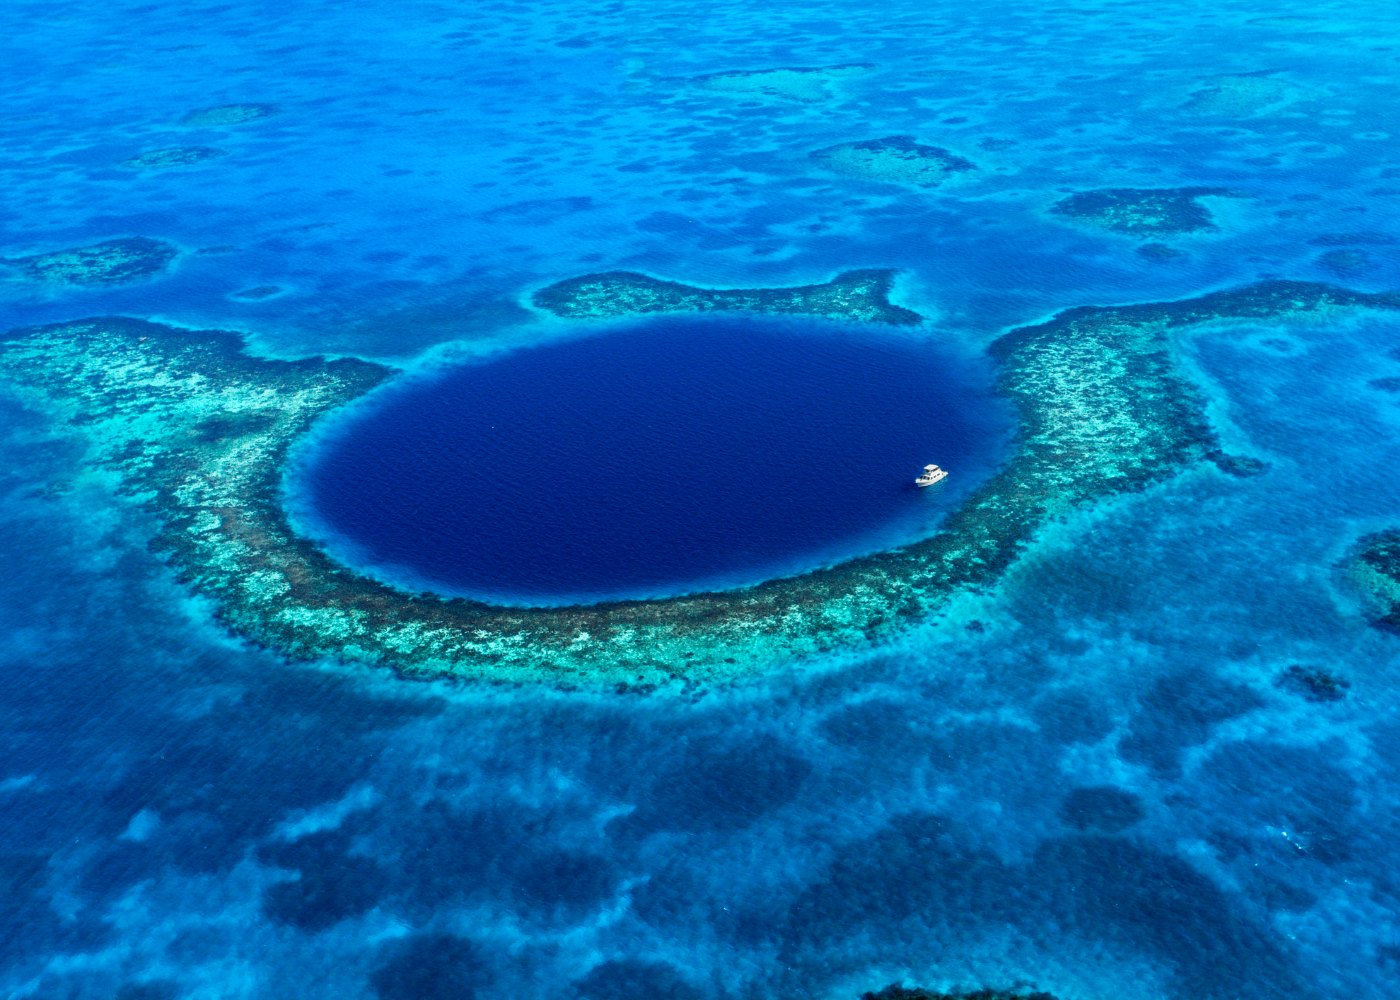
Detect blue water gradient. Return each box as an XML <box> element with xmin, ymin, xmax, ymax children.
<box><xmin>290</xmin><ymin>316</ymin><xmax>1008</xmax><ymax>605</ymax></box>
<box><xmin>3</xmin><ymin>0</ymin><xmax>1400</xmax><ymax>998</ymax></box>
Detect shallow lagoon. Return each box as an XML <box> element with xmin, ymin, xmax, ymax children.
<box><xmin>290</xmin><ymin>316</ymin><xmax>1010</xmax><ymax>605</ymax></box>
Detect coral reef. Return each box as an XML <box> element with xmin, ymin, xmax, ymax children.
<box><xmin>3</xmin><ymin>280</ymin><xmax>1398</xmax><ymax>690</ymax></box>
<box><xmin>533</xmin><ymin>269</ymin><xmax>921</xmax><ymax>325</ymax></box>
<box><xmin>689</xmin><ymin>64</ymin><xmax>871</xmax><ymax>103</ymax></box>
<box><xmin>1050</xmin><ymin>187</ymin><xmax>1238</xmax><ymax>237</ymax></box>
<box><xmin>1205</xmin><ymin>450</ymin><xmax>1268</xmax><ymax>478</ymax></box>
<box><xmin>1183</xmin><ymin>72</ymin><xmax>1299</xmax><ymax>117</ymax></box>
<box><xmin>809</xmin><ymin>135</ymin><xmax>977</xmax><ymax>188</ymax></box>
<box><xmin>119</xmin><ymin>146</ymin><xmax>226</xmax><ymax>170</ymax></box>
<box><xmin>1276</xmin><ymin>664</ymin><xmax>1350</xmax><ymax>703</ymax></box>
<box><xmin>860</xmin><ymin>985</ymin><xmax>1058</xmax><ymax>1000</ymax></box>
<box><xmin>179</xmin><ymin>103</ymin><xmax>278</xmax><ymax>127</ymax></box>
<box><xmin>1137</xmin><ymin>242</ymin><xmax>1185</xmax><ymax>261</ymax></box>
<box><xmin>1347</xmin><ymin>529</ymin><xmax>1400</xmax><ymax>632</ymax></box>
<box><xmin>3</xmin><ymin>237</ymin><xmax>178</xmax><ymax>286</ymax></box>
<box><xmin>231</xmin><ymin>285</ymin><xmax>284</xmax><ymax>301</ymax></box>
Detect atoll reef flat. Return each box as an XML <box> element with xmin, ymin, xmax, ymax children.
<box><xmin>8</xmin><ymin>3</ymin><xmax>1400</xmax><ymax>996</ymax></box>
<box><xmin>532</xmin><ymin>268</ymin><xmax>921</xmax><ymax>325</ymax></box>
<box><xmin>1049</xmin><ymin>187</ymin><xmax>1242</xmax><ymax>237</ymax></box>
<box><xmin>5</xmin><ymin>277</ymin><xmax>1394</xmax><ymax>691</ymax></box>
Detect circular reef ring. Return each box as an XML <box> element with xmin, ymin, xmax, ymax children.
<box><xmin>1</xmin><ymin>270</ymin><xmax>1395</xmax><ymax>693</ymax></box>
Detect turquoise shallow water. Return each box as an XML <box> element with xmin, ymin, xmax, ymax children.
<box><xmin>2</xmin><ymin>1</ymin><xmax>1400</xmax><ymax>999</ymax></box>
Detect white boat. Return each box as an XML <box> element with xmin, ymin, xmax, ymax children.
<box><xmin>915</xmin><ymin>463</ymin><xmax>948</xmax><ymax>487</ymax></box>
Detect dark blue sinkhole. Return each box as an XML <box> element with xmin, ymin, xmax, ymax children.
<box><xmin>286</xmin><ymin>315</ymin><xmax>1012</xmax><ymax>606</ymax></box>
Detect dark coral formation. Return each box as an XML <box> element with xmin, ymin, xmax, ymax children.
<box><xmin>120</xmin><ymin>146</ymin><xmax>226</xmax><ymax>170</ymax></box>
<box><xmin>3</xmin><ymin>280</ymin><xmax>1398</xmax><ymax>689</ymax></box>
<box><xmin>1137</xmin><ymin>241</ymin><xmax>1184</xmax><ymax>261</ymax></box>
<box><xmin>861</xmin><ymin>988</ymin><xmax>1057</xmax><ymax>1000</ymax></box>
<box><xmin>231</xmin><ymin>285</ymin><xmax>284</xmax><ymax>301</ymax></box>
<box><xmin>809</xmin><ymin>135</ymin><xmax>977</xmax><ymax>188</ymax></box>
<box><xmin>179</xmin><ymin>102</ymin><xmax>278</xmax><ymax>126</ymax></box>
<box><xmin>533</xmin><ymin>268</ymin><xmax>921</xmax><ymax>325</ymax></box>
<box><xmin>1347</xmin><ymin>529</ymin><xmax>1400</xmax><ymax>631</ymax></box>
<box><xmin>1276</xmin><ymin>664</ymin><xmax>1350</xmax><ymax>703</ymax></box>
<box><xmin>1206</xmin><ymin>450</ymin><xmax>1268</xmax><ymax>478</ymax></box>
<box><xmin>1050</xmin><ymin>187</ymin><xmax>1238</xmax><ymax>237</ymax></box>
<box><xmin>3</xmin><ymin>237</ymin><xmax>178</xmax><ymax>286</ymax></box>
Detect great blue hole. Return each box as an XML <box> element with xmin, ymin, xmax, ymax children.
<box><xmin>286</xmin><ymin>315</ymin><xmax>1011</xmax><ymax>606</ymax></box>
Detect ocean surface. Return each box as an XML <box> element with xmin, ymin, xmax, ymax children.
<box><xmin>289</xmin><ymin>315</ymin><xmax>1007</xmax><ymax>605</ymax></box>
<box><xmin>2</xmin><ymin>0</ymin><xmax>1399</xmax><ymax>998</ymax></box>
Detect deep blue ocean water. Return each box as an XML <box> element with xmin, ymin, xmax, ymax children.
<box><xmin>292</xmin><ymin>316</ymin><xmax>1006</xmax><ymax>604</ymax></box>
<box><xmin>2</xmin><ymin>1</ymin><xmax>1400</xmax><ymax>999</ymax></box>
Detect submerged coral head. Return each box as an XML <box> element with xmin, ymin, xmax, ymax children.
<box><xmin>4</xmin><ymin>237</ymin><xmax>178</xmax><ymax>286</ymax></box>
